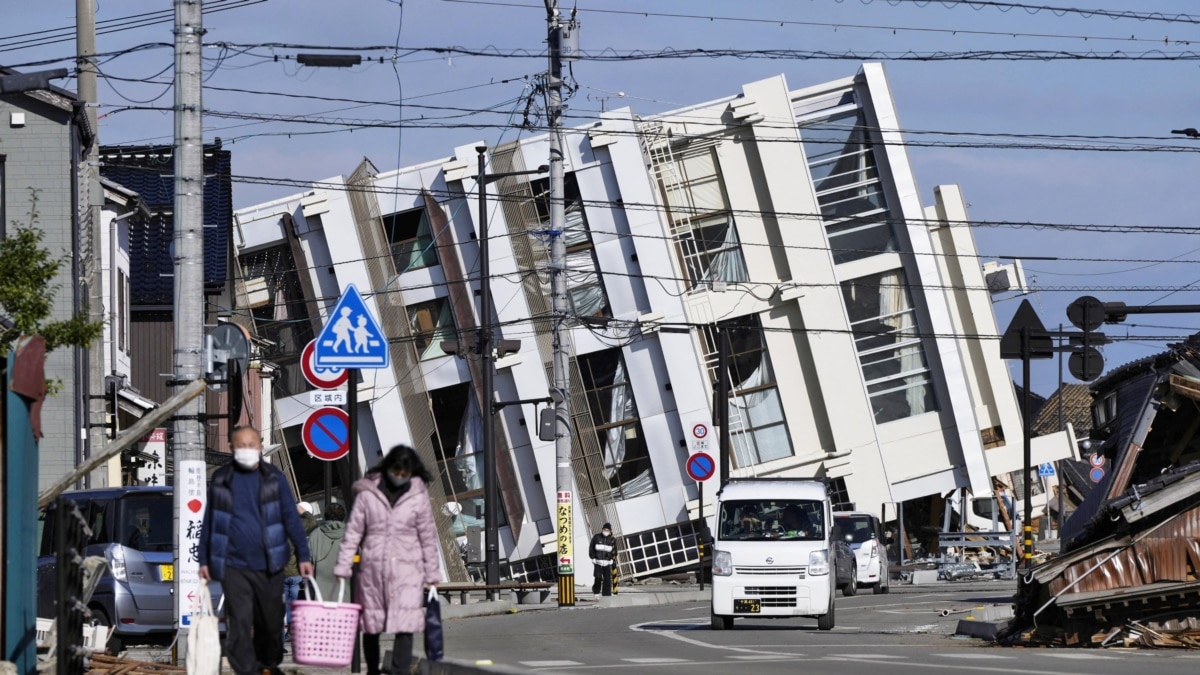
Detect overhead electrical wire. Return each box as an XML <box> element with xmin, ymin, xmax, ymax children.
<box><xmin>441</xmin><ymin>0</ymin><xmax>1199</xmax><ymax>45</ymax></box>
<box><xmin>849</xmin><ymin>0</ymin><xmax>1200</xmax><ymax>25</ymax></box>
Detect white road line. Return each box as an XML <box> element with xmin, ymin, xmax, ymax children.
<box><xmin>1045</xmin><ymin>653</ymin><xmax>1120</xmax><ymax>660</ymax></box>
<box><xmin>823</xmin><ymin>655</ymin><xmax>1096</xmax><ymax>675</ymax></box>
<box><xmin>521</xmin><ymin>661</ymin><xmax>584</xmax><ymax>668</ymax></box>
<box><xmin>629</xmin><ymin>620</ymin><xmax>796</xmax><ymax>658</ymax></box>
<box><xmin>621</xmin><ymin>658</ymin><xmax>689</xmax><ymax>664</ymax></box>
<box><xmin>934</xmin><ymin>653</ymin><xmax>1015</xmax><ymax>659</ymax></box>
<box><xmin>825</xmin><ymin>654</ymin><xmax>905</xmax><ymax>660</ymax></box>
<box><xmin>727</xmin><ymin>654</ymin><xmax>802</xmax><ymax>660</ymax></box>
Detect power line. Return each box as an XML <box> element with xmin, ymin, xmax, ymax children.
<box><xmin>851</xmin><ymin>0</ymin><xmax>1200</xmax><ymax>25</ymax></box>
<box><xmin>441</xmin><ymin>0</ymin><xmax>1199</xmax><ymax>46</ymax></box>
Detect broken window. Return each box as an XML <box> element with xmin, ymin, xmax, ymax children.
<box><xmin>531</xmin><ymin>173</ymin><xmax>611</xmax><ymax>322</ymax></box>
<box><xmin>381</xmin><ymin>206</ymin><xmax>437</xmax><ymax>273</ymax></box>
<box><xmin>655</xmin><ymin>146</ymin><xmax>749</xmax><ymax>291</ymax></box>
<box><xmin>579</xmin><ymin>348</ymin><xmax>656</xmax><ymax>500</ymax></box>
<box><xmin>800</xmin><ymin>108</ymin><xmax>898</xmax><ymax>264</ymax></box>
<box><xmin>841</xmin><ymin>269</ymin><xmax>937</xmax><ymax>423</ymax></box>
<box><xmin>406</xmin><ymin>297</ymin><xmax>455</xmax><ymax>361</ymax></box>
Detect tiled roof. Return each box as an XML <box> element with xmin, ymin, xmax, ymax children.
<box><xmin>99</xmin><ymin>143</ymin><xmax>232</xmax><ymax>306</ymax></box>
<box><xmin>1032</xmin><ymin>383</ymin><xmax>1092</xmax><ymax>437</ymax></box>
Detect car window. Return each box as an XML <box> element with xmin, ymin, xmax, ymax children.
<box><xmin>87</xmin><ymin>500</ymin><xmax>112</xmax><ymax>545</ymax></box>
<box><xmin>38</xmin><ymin>506</ymin><xmax>54</xmax><ymax>557</ymax></box>
<box><xmin>835</xmin><ymin>515</ymin><xmax>877</xmax><ymax>544</ymax></box>
<box><xmin>119</xmin><ymin>493</ymin><xmax>174</xmax><ymax>552</ymax></box>
<box><xmin>717</xmin><ymin>499</ymin><xmax>825</xmax><ymax>541</ymax></box>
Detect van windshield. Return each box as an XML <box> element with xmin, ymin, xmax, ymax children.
<box><xmin>119</xmin><ymin>493</ymin><xmax>174</xmax><ymax>552</ymax></box>
<box><xmin>834</xmin><ymin>514</ymin><xmax>877</xmax><ymax>544</ymax></box>
<box><xmin>718</xmin><ymin>499</ymin><xmax>825</xmax><ymax>541</ymax></box>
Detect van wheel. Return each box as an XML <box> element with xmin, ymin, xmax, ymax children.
<box><xmin>711</xmin><ymin>613</ymin><xmax>733</xmax><ymax>630</ymax></box>
<box><xmin>817</xmin><ymin>601</ymin><xmax>835</xmax><ymax>631</ymax></box>
<box><xmin>89</xmin><ymin>606</ymin><xmax>123</xmax><ymax>655</ymax></box>
<box><xmin>842</xmin><ymin>567</ymin><xmax>858</xmax><ymax>597</ymax></box>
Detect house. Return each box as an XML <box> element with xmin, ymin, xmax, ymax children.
<box><xmin>232</xmin><ymin>64</ymin><xmax>1076</xmax><ymax>586</ymax></box>
<box><xmin>0</xmin><ymin>66</ymin><xmax>95</xmax><ymax>490</ymax></box>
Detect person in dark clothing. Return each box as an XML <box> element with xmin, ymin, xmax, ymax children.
<box><xmin>589</xmin><ymin>522</ymin><xmax>617</xmax><ymax>596</ymax></box>
<box><xmin>199</xmin><ymin>426</ymin><xmax>312</xmax><ymax>675</ymax></box>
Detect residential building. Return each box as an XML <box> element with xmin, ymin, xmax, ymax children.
<box><xmin>233</xmin><ymin>64</ymin><xmax>1074</xmax><ymax>585</ymax></box>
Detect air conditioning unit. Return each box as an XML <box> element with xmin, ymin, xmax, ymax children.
<box><xmin>244</xmin><ymin>277</ymin><xmax>270</xmax><ymax>308</ymax></box>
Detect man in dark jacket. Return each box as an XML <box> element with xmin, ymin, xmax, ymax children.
<box><xmin>199</xmin><ymin>426</ymin><xmax>312</xmax><ymax>675</ymax></box>
<box><xmin>589</xmin><ymin>522</ymin><xmax>617</xmax><ymax>596</ymax></box>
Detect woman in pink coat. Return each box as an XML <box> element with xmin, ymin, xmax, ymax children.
<box><xmin>335</xmin><ymin>445</ymin><xmax>441</xmax><ymax>675</ymax></box>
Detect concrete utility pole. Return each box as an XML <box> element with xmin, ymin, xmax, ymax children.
<box><xmin>545</xmin><ymin>0</ymin><xmax>576</xmax><ymax>607</ymax></box>
<box><xmin>172</xmin><ymin>0</ymin><xmax>206</xmax><ymax>655</ymax></box>
<box><xmin>77</xmin><ymin>0</ymin><xmax>106</xmax><ymax>489</ymax></box>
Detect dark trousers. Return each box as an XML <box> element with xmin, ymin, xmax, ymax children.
<box><xmin>363</xmin><ymin>632</ymin><xmax>414</xmax><ymax>675</ymax></box>
<box><xmin>592</xmin><ymin>563</ymin><xmax>613</xmax><ymax>596</ymax></box>
<box><xmin>223</xmin><ymin>566</ymin><xmax>285</xmax><ymax>675</ymax></box>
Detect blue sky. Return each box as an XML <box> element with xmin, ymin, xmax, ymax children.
<box><xmin>7</xmin><ymin>0</ymin><xmax>1200</xmax><ymax>396</ymax></box>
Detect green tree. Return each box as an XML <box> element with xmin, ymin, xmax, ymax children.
<box><xmin>0</xmin><ymin>190</ymin><xmax>104</xmax><ymax>357</ymax></box>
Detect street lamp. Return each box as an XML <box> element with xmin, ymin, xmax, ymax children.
<box><xmin>472</xmin><ymin>146</ymin><xmax>547</xmax><ymax>593</ymax></box>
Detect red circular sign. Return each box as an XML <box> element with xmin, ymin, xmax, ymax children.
<box><xmin>302</xmin><ymin>407</ymin><xmax>351</xmax><ymax>461</ymax></box>
<box><xmin>687</xmin><ymin>452</ymin><xmax>716</xmax><ymax>482</ymax></box>
<box><xmin>692</xmin><ymin>423</ymin><xmax>709</xmax><ymax>439</ymax></box>
<box><xmin>302</xmin><ymin>340</ymin><xmax>349</xmax><ymax>389</ymax></box>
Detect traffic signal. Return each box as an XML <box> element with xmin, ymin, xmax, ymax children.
<box><xmin>1066</xmin><ymin>296</ymin><xmax>1111</xmax><ymax>382</ymax></box>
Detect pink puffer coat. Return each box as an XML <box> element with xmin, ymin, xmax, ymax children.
<box><xmin>334</xmin><ymin>474</ymin><xmax>442</xmax><ymax>634</ymax></box>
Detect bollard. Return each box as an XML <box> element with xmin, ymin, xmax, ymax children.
<box><xmin>611</xmin><ymin>565</ymin><xmax>619</xmax><ymax>595</ymax></box>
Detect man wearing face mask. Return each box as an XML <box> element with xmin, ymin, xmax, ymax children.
<box><xmin>589</xmin><ymin>523</ymin><xmax>617</xmax><ymax>597</ymax></box>
<box><xmin>198</xmin><ymin>426</ymin><xmax>313</xmax><ymax>675</ymax></box>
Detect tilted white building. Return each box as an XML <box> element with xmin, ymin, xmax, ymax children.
<box><xmin>233</xmin><ymin>63</ymin><xmax>1073</xmax><ymax>585</ymax></box>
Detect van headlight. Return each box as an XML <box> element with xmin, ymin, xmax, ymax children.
<box><xmin>108</xmin><ymin>544</ymin><xmax>127</xmax><ymax>582</ymax></box>
<box><xmin>713</xmin><ymin>550</ymin><xmax>733</xmax><ymax>577</ymax></box>
<box><xmin>808</xmin><ymin>549</ymin><xmax>829</xmax><ymax>576</ymax></box>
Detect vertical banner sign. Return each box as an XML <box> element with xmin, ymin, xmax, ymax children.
<box><xmin>556</xmin><ymin>491</ymin><xmax>573</xmax><ymax>575</ymax></box>
<box><xmin>176</xmin><ymin>459</ymin><xmax>206</xmax><ymax>627</ymax></box>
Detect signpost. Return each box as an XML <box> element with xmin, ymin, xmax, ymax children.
<box><xmin>313</xmin><ymin>284</ymin><xmax>389</xmax><ymax>370</ymax></box>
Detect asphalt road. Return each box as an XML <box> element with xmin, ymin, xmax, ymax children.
<box><xmin>440</xmin><ymin>584</ymin><xmax>1200</xmax><ymax>675</ymax></box>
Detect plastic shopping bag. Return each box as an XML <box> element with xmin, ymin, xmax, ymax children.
<box><xmin>186</xmin><ymin>579</ymin><xmax>221</xmax><ymax>675</ymax></box>
<box><xmin>424</xmin><ymin>587</ymin><xmax>444</xmax><ymax>662</ymax></box>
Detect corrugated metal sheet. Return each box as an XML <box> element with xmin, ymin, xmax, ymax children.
<box><xmin>1049</xmin><ymin>503</ymin><xmax>1200</xmax><ymax>596</ymax></box>
<box><xmin>129</xmin><ymin>312</ymin><xmax>173</xmax><ymax>404</ymax></box>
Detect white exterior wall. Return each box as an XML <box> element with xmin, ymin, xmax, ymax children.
<box><xmin>233</xmin><ymin>64</ymin><xmax>1050</xmax><ymax>580</ymax></box>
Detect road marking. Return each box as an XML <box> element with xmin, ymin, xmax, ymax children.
<box><xmin>826</xmin><ymin>654</ymin><xmax>904</xmax><ymax>659</ymax></box>
<box><xmin>621</xmin><ymin>658</ymin><xmax>689</xmax><ymax>664</ymax></box>
<box><xmin>823</xmin><ymin>655</ymin><xmax>1096</xmax><ymax>675</ymax></box>
<box><xmin>1045</xmin><ymin>653</ymin><xmax>1120</xmax><ymax>660</ymax></box>
<box><xmin>935</xmin><ymin>653</ymin><xmax>1014</xmax><ymax>659</ymax></box>
<box><xmin>728</xmin><ymin>654</ymin><xmax>803</xmax><ymax>660</ymax></box>
<box><xmin>630</xmin><ymin>620</ymin><xmax>796</xmax><ymax>658</ymax></box>
<box><xmin>521</xmin><ymin>661</ymin><xmax>584</xmax><ymax>668</ymax></box>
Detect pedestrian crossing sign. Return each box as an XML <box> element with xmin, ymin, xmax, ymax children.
<box><xmin>314</xmin><ymin>284</ymin><xmax>390</xmax><ymax>369</ymax></box>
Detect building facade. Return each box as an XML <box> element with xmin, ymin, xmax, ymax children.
<box><xmin>234</xmin><ymin>64</ymin><xmax>1073</xmax><ymax>585</ymax></box>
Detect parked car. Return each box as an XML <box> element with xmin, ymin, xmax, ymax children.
<box><xmin>833</xmin><ymin>511</ymin><xmax>890</xmax><ymax>594</ymax></box>
<box><xmin>37</xmin><ymin>486</ymin><xmax>223</xmax><ymax>651</ymax></box>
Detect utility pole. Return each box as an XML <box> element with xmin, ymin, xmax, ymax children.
<box><xmin>77</xmin><ymin>0</ymin><xmax>105</xmax><ymax>489</ymax></box>
<box><xmin>172</xmin><ymin>0</ymin><xmax>206</xmax><ymax>658</ymax></box>
<box><xmin>545</xmin><ymin>0</ymin><xmax>577</xmax><ymax>607</ymax></box>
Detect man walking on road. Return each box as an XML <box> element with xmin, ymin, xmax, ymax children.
<box><xmin>589</xmin><ymin>523</ymin><xmax>617</xmax><ymax>596</ymax></box>
<box><xmin>199</xmin><ymin>426</ymin><xmax>313</xmax><ymax>675</ymax></box>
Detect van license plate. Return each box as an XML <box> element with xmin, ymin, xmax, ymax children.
<box><xmin>160</xmin><ymin>564</ymin><xmax>174</xmax><ymax>581</ymax></box>
<box><xmin>734</xmin><ymin>598</ymin><xmax>761</xmax><ymax>613</ymax></box>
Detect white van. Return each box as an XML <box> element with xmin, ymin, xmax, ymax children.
<box><xmin>710</xmin><ymin>479</ymin><xmax>836</xmax><ymax>631</ymax></box>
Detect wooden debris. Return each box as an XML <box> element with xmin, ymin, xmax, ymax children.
<box><xmin>85</xmin><ymin>653</ymin><xmax>185</xmax><ymax>674</ymax></box>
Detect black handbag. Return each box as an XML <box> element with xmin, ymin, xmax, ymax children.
<box><xmin>424</xmin><ymin>588</ymin><xmax>444</xmax><ymax>661</ymax></box>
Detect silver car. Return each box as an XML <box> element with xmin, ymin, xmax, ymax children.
<box><xmin>37</xmin><ymin>487</ymin><xmax>223</xmax><ymax>651</ymax></box>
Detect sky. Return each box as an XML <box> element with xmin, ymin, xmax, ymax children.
<box><xmin>6</xmin><ymin>0</ymin><xmax>1200</xmax><ymax>397</ymax></box>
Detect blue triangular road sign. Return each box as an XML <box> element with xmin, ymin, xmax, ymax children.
<box><xmin>314</xmin><ymin>284</ymin><xmax>390</xmax><ymax>369</ymax></box>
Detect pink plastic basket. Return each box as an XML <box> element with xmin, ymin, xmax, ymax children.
<box><xmin>290</xmin><ymin>578</ymin><xmax>362</xmax><ymax>667</ymax></box>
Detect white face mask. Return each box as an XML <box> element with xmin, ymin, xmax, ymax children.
<box><xmin>233</xmin><ymin>448</ymin><xmax>260</xmax><ymax>469</ymax></box>
<box><xmin>386</xmin><ymin>472</ymin><xmax>410</xmax><ymax>488</ymax></box>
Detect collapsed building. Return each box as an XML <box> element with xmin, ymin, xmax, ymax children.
<box><xmin>1013</xmin><ymin>336</ymin><xmax>1200</xmax><ymax>646</ymax></box>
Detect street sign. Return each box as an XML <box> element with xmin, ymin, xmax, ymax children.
<box><xmin>999</xmin><ymin>299</ymin><xmax>1053</xmax><ymax>359</ymax></box>
<box><xmin>1067</xmin><ymin>295</ymin><xmax>1106</xmax><ymax>331</ymax></box>
<box><xmin>314</xmin><ymin>284</ymin><xmax>389</xmax><ymax>369</ymax></box>
<box><xmin>309</xmin><ymin>390</ymin><xmax>347</xmax><ymax>407</ymax></box>
<box><xmin>302</xmin><ymin>407</ymin><xmax>351</xmax><ymax>461</ymax></box>
<box><xmin>1038</xmin><ymin>462</ymin><xmax>1055</xmax><ymax>477</ymax></box>
<box><xmin>686</xmin><ymin>418</ymin><xmax>712</xmax><ymax>453</ymax></box>
<box><xmin>687</xmin><ymin>452</ymin><xmax>717</xmax><ymax>482</ymax></box>
<box><xmin>302</xmin><ymin>339</ymin><xmax>349</xmax><ymax>389</ymax></box>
